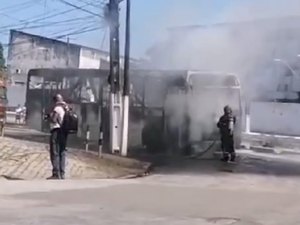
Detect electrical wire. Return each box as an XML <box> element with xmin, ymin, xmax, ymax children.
<box><xmin>0</xmin><ymin>2</ymin><xmax>94</xmax><ymax>31</ymax></box>
<box><xmin>2</xmin><ymin>23</ymin><xmax>103</xmax><ymax>48</ymax></box>
<box><xmin>0</xmin><ymin>12</ymin><xmax>28</xmax><ymax>23</ymax></box>
<box><xmin>57</xmin><ymin>0</ymin><xmax>103</xmax><ymax>18</ymax></box>
<box><xmin>75</xmin><ymin>0</ymin><xmax>106</xmax><ymax>8</ymax></box>
<box><xmin>47</xmin><ymin>22</ymin><xmax>99</xmax><ymax>37</ymax></box>
<box><xmin>1</xmin><ymin>0</ymin><xmax>106</xmax><ymax>58</ymax></box>
<box><xmin>0</xmin><ymin>0</ymin><xmax>40</xmax><ymax>13</ymax></box>
<box><xmin>0</xmin><ymin>16</ymin><xmax>95</xmax><ymax>34</ymax></box>
<box><xmin>0</xmin><ymin>0</ymin><xmax>105</xmax><ymax>41</ymax></box>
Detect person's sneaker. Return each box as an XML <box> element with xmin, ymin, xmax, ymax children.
<box><xmin>221</xmin><ymin>157</ymin><xmax>229</xmax><ymax>162</ymax></box>
<box><xmin>60</xmin><ymin>174</ymin><xmax>65</xmax><ymax>180</ymax></box>
<box><xmin>46</xmin><ymin>175</ymin><xmax>60</xmax><ymax>180</ymax></box>
<box><xmin>230</xmin><ymin>155</ymin><xmax>236</xmax><ymax>163</ymax></box>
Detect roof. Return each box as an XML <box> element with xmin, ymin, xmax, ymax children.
<box><xmin>10</xmin><ymin>30</ymin><xmax>109</xmax><ymax>56</ymax></box>
<box><xmin>9</xmin><ymin>30</ymin><xmax>139</xmax><ymax>61</ymax></box>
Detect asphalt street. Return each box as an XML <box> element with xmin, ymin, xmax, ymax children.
<box><xmin>0</xmin><ymin>151</ymin><xmax>299</xmax><ymax>225</ymax></box>
<box><xmin>2</xmin><ymin>121</ymin><xmax>300</xmax><ymax>224</ymax></box>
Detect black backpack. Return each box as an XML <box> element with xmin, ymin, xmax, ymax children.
<box><xmin>61</xmin><ymin>107</ymin><xmax>78</xmax><ymax>134</ymax></box>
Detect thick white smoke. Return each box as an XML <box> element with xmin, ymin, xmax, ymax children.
<box><xmin>143</xmin><ymin>0</ymin><xmax>300</xmax><ymax>147</ymax></box>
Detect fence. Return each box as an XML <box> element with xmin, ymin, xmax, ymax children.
<box><xmin>246</xmin><ymin>101</ymin><xmax>300</xmax><ymax>136</ymax></box>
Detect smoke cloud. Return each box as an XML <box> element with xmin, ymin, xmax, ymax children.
<box><xmin>142</xmin><ymin>0</ymin><xmax>300</xmax><ymax>149</ymax></box>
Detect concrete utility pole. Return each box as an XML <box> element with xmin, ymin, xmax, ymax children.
<box><xmin>120</xmin><ymin>0</ymin><xmax>131</xmax><ymax>156</ymax></box>
<box><xmin>108</xmin><ymin>0</ymin><xmax>122</xmax><ymax>154</ymax></box>
<box><xmin>66</xmin><ymin>37</ymin><xmax>70</xmax><ymax>67</ymax></box>
<box><xmin>106</xmin><ymin>0</ymin><xmax>130</xmax><ymax>156</ymax></box>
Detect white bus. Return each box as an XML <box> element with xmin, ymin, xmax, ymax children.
<box><xmin>163</xmin><ymin>71</ymin><xmax>242</xmax><ymax>156</ymax></box>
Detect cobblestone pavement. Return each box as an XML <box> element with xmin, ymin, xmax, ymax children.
<box><xmin>0</xmin><ymin>136</ymin><xmax>147</xmax><ymax>180</ymax></box>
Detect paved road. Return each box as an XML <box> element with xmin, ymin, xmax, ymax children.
<box><xmin>2</xmin><ymin>125</ymin><xmax>300</xmax><ymax>224</ymax></box>
<box><xmin>0</xmin><ymin>152</ymin><xmax>299</xmax><ymax>224</ymax></box>
<box><xmin>0</xmin><ymin>171</ymin><xmax>299</xmax><ymax>225</ymax></box>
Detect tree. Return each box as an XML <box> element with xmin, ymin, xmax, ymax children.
<box><xmin>0</xmin><ymin>43</ymin><xmax>5</xmax><ymax>70</ymax></box>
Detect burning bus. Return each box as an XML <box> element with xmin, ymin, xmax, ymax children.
<box><xmin>25</xmin><ymin>68</ymin><xmax>241</xmax><ymax>156</ymax></box>
<box><xmin>162</xmin><ymin>71</ymin><xmax>242</xmax><ymax>156</ymax></box>
<box><xmin>139</xmin><ymin>70</ymin><xmax>242</xmax><ymax>156</ymax></box>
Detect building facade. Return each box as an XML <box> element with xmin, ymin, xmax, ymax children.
<box><xmin>6</xmin><ymin>30</ymin><xmax>112</xmax><ymax>106</ymax></box>
<box><xmin>7</xmin><ymin>30</ymin><xmax>112</xmax><ymax>79</ymax></box>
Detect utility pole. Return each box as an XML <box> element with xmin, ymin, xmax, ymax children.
<box><xmin>120</xmin><ymin>0</ymin><xmax>131</xmax><ymax>156</ymax></box>
<box><xmin>108</xmin><ymin>0</ymin><xmax>122</xmax><ymax>154</ymax></box>
<box><xmin>66</xmin><ymin>37</ymin><xmax>70</xmax><ymax>67</ymax></box>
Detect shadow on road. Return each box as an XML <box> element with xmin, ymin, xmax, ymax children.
<box><xmin>145</xmin><ymin>154</ymin><xmax>300</xmax><ymax>177</ymax></box>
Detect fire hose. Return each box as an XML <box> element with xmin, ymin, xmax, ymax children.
<box><xmin>188</xmin><ymin>134</ymin><xmax>218</xmax><ymax>159</ymax></box>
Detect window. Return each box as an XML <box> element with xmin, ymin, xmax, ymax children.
<box><xmin>28</xmin><ymin>76</ymin><xmax>43</xmax><ymax>89</ymax></box>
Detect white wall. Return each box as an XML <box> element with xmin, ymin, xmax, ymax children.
<box><xmin>79</xmin><ymin>56</ymin><xmax>100</xmax><ymax>69</ymax></box>
<box><xmin>79</xmin><ymin>48</ymin><xmax>103</xmax><ymax>69</ymax></box>
<box><xmin>7</xmin><ymin>85</ymin><xmax>26</xmax><ymax>107</ymax></box>
<box><xmin>8</xmin><ymin>31</ymin><xmax>80</xmax><ymax>76</ymax></box>
<box><xmin>250</xmin><ymin>102</ymin><xmax>300</xmax><ymax>136</ymax></box>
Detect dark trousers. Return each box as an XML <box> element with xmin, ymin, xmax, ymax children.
<box><xmin>221</xmin><ymin>134</ymin><xmax>236</xmax><ymax>161</ymax></box>
<box><xmin>49</xmin><ymin>128</ymin><xmax>67</xmax><ymax>177</ymax></box>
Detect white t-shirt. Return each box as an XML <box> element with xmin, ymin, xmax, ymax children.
<box><xmin>50</xmin><ymin>105</ymin><xmax>65</xmax><ymax>130</ymax></box>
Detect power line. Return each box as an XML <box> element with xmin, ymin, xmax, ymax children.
<box><xmin>76</xmin><ymin>0</ymin><xmax>106</xmax><ymax>8</ymax></box>
<box><xmin>48</xmin><ymin>21</ymin><xmax>100</xmax><ymax>36</ymax></box>
<box><xmin>0</xmin><ymin>16</ymin><xmax>96</xmax><ymax>35</ymax></box>
<box><xmin>0</xmin><ymin>0</ymin><xmax>40</xmax><ymax>13</ymax></box>
<box><xmin>0</xmin><ymin>2</ymin><xmax>94</xmax><ymax>31</ymax></box>
<box><xmin>0</xmin><ymin>0</ymin><xmax>105</xmax><ymax>40</ymax></box>
<box><xmin>55</xmin><ymin>25</ymin><xmax>104</xmax><ymax>39</ymax></box>
<box><xmin>57</xmin><ymin>0</ymin><xmax>103</xmax><ymax>18</ymax></box>
<box><xmin>0</xmin><ymin>12</ymin><xmax>29</xmax><ymax>23</ymax></box>
<box><xmin>3</xmin><ymin>24</ymin><xmax>104</xmax><ymax>48</ymax></box>
<box><xmin>21</xmin><ymin>16</ymin><xmax>95</xmax><ymax>31</ymax></box>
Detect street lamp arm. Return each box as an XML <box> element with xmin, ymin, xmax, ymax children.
<box><xmin>274</xmin><ymin>59</ymin><xmax>298</xmax><ymax>77</ymax></box>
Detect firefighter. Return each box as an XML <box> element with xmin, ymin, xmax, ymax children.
<box><xmin>217</xmin><ymin>105</ymin><xmax>236</xmax><ymax>162</ymax></box>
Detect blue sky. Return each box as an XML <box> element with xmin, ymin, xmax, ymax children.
<box><xmin>0</xmin><ymin>0</ymin><xmax>292</xmax><ymax>58</ymax></box>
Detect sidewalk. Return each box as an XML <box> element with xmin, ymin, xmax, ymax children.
<box><xmin>242</xmin><ymin>132</ymin><xmax>300</xmax><ymax>154</ymax></box>
<box><xmin>0</xmin><ymin>136</ymin><xmax>149</xmax><ymax>180</ymax></box>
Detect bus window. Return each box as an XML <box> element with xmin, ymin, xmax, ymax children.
<box><xmin>144</xmin><ymin>78</ymin><xmax>166</xmax><ymax>108</ymax></box>
<box><xmin>29</xmin><ymin>76</ymin><xmax>43</xmax><ymax>89</ymax></box>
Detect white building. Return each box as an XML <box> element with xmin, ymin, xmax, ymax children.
<box><xmin>6</xmin><ymin>30</ymin><xmax>134</xmax><ymax>106</ymax></box>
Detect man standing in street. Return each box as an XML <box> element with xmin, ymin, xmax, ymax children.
<box><xmin>217</xmin><ymin>105</ymin><xmax>236</xmax><ymax>162</ymax></box>
<box><xmin>48</xmin><ymin>94</ymin><xmax>68</xmax><ymax>179</ymax></box>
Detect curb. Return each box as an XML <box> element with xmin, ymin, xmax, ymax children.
<box><xmin>119</xmin><ymin>163</ymin><xmax>153</xmax><ymax>179</ymax></box>
<box><xmin>242</xmin><ymin>145</ymin><xmax>300</xmax><ymax>156</ymax></box>
<box><xmin>249</xmin><ymin>146</ymin><xmax>275</xmax><ymax>154</ymax></box>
